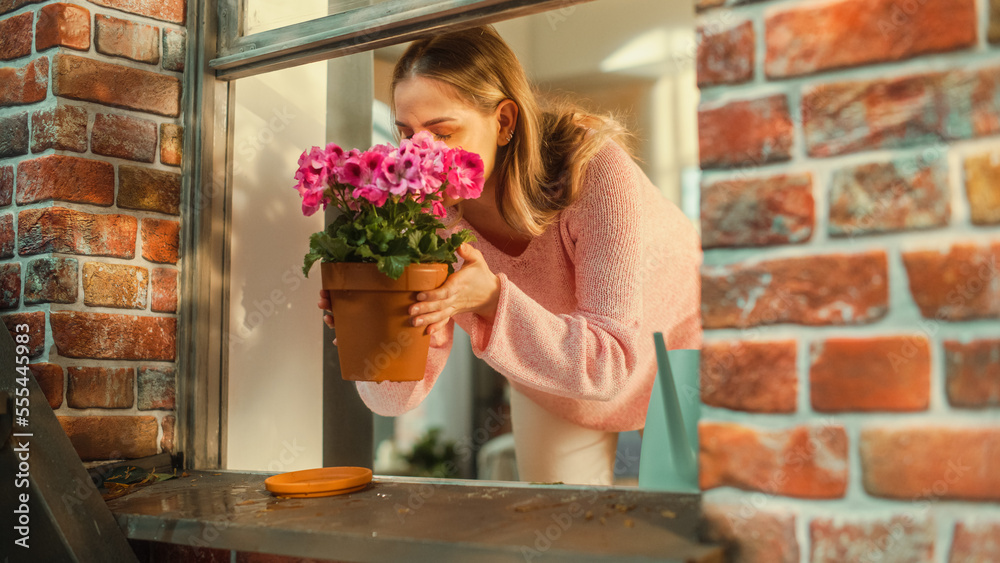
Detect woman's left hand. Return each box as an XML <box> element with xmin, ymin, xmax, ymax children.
<box><xmin>410</xmin><ymin>243</ymin><xmax>500</xmax><ymax>341</ymax></box>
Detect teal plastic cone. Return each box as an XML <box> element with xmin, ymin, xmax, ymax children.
<box><xmin>638</xmin><ymin>333</ymin><xmax>700</xmax><ymax>493</ymax></box>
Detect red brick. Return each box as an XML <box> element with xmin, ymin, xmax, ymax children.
<box><xmin>151</xmin><ymin>267</ymin><xmax>177</xmax><ymax>313</ymax></box>
<box><xmin>810</xmin><ymin>337</ymin><xmax>930</xmax><ymax>412</ymax></box>
<box><xmin>90</xmin><ymin>0</ymin><xmax>185</xmax><ymax>24</ymax></box>
<box><xmin>91</xmin><ymin>113</ymin><xmax>157</xmax><ymax>163</ymax></box>
<box><xmin>964</xmin><ymin>151</ymin><xmax>1000</xmax><ymax>225</ymax></box>
<box><xmin>31</xmin><ymin>105</ymin><xmax>88</xmax><ymax>153</ymax></box>
<box><xmin>2</xmin><ymin>311</ymin><xmax>45</xmax><ymax>358</ymax></box>
<box><xmin>36</xmin><ymin>3</ymin><xmax>90</xmax><ymax>51</ymax></box>
<box><xmin>51</xmin><ymin>311</ymin><xmax>175</xmax><ymax>360</ymax></box>
<box><xmin>700</xmin><ymin>422</ymin><xmax>848</xmax><ymax>499</ymax></box>
<box><xmin>137</xmin><ymin>366</ymin><xmax>174</xmax><ymax>410</ymax></box>
<box><xmin>29</xmin><ymin>363</ymin><xmax>64</xmax><ymax>409</ymax></box>
<box><xmin>160</xmin><ymin>414</ymin><xmax>174</xmax><ymax>453</ymax></box>
<box><xmin>57</xmin><ymin>415</ymin><xmax>157</xmax><ymax>460</ymax></box>
<box><xmin>162</xmin><ymin>28</ymin><xmax>185</xmax><ymax>72</ymax></box>
<box><xmin>0</xmin><ymin>0</ymin><xmax>41</xmax><ymax>17</ymax></box>
<box><xmin>830</xmin><ymin>158</ymin><xmax>950</xmax><ymax>237</ymax></box>
<box><xmin>0</xmin><ymin>263</ymin><xmax>20</xmax><ymax>309</ymax></box>
<box><xmin>95</xmin><ymin>14</ymin><xmax>159</xmax><ymax>64</ymax></box>
<box><xmin>235</xmin><ymin>553</ymin><xmax>347</xmax><ymax>563</ymax></box>
<box><xmin>697</xmin><ymin>20</ymin><xmax>753</xmax><ymax>87</ymax></box>
<box><xmin>902</xmin><ymin>243</ymin><xmax>1000</xmax><ymax>321</ymax></box>
<box><xmin>53</xmin><ymin>53</ymin><xmax>181</xmax><ymax>117</ymax></box>
<box><xmin>861</xmin><ymin>426</ymin><xmax>1000</xmax><ymax>501</ymax></box>
<box><xmin>0</xmin><ymin>214</ymin><xmax>13</xmax><ymax>258</ymax></box>
<box><xmin>17</xmin><ymin>207</ymin><xmax>137</xmax><ymax>258</ymax></box>
<box><xmin>67</xmin><ymin>366</ymin><xmax>134</xmax><ymax>408</ymax></box>
<box><xmin>701</xmin><ymin>340</ymin><xmax>796</xmax><ymax>413</ymax></box>
<box><xmin>16</xmin><ymin>155</ymin><xmax>115</xmax><ymax>206</ymax></box>
<box><xmin>702</xmin><ymin>250</ymin><xmax>889</xmax><ymax>329</ymax></box>
<box><xmin>141</xmin><ymin>218</ymin><xmax>179</xmax><ymax>264</ymax></box>
<box><xmin>0</xmin><ymin>56</ymin><xmax>47</xmax><ymax>106</ymax></box>
<box><xmin>24</xmin><ymin>256</ymin><xmax>78</xmax><ymax>304</ymax></box>
<box><xmin>992</xmin><ymin>0</ymin><xmax>1000</xmax><ymax>44</ymax></box>
<box><xmin>0</xmin><ymin>112</ymin><xmax>28</xmax><ymax>158</ymax></box>
<box><xmin>143</xmin><ymin>542</ymin><xmax>230</xmax><ymax>563</ymax></box>
<box><xmin>810</xmin><ymin>516</ymin><xmax>934</xmax><ymax>563</ymax></box>
<box><xmin>118</xmin><ymin>165</ymin><xmax>181</xmax><ymax>214</ymax></box>
<box><xmin>159</xmin><ymin>123</ymin><xmax>182</xmax><ymax>166</ymax></box>
<box><xmin>83</xmin><ymin>262</ymin><xmax>148</xmax><ymax>309</ymax></box>
<box><xmin>945</xmin><ymin>339</ymin><xmax>1000</xmax><ymax>408</ymax></box>
<box><xmin>949</xmin><ymin>521</ymin><xmax>1000</xmax><ymax>562</ymax></box>
<box><xmin>803</xmin><ymin>67</ymin><xmax>1000</xmax><ymax>158</ymax></box>
<box><xmin>766</xmin><ymin>0</ymin><xmax>976</xmax><ymax>79</ymax></box>
<box><xmin>0</xmin><ymin>166</ymin><xmax>12</xmax><ymax>207</ymax></box>
<box><xmin>0</xmin><ymin>12</ymin><xmax>32</xmax><ymax>60</ymax></box>
<box><xmin>695</xmin><ymin>0</ymin><xmax>723</xmax><ymax>10</ymax></box>
<box><xmin>699</xmin><ymin>94</ymin><xmax>793</xmax><ymax>169</ymax></box>
<box><xmin>701</xmin><ymin>173</ymin><xmax>813</xmax><ymax>248</ymax></box>
<box><xmin>701</xmin><ymin>504</ymin><xmax>798</xmax><ymax>563</ymax></box>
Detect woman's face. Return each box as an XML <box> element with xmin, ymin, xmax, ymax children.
<box><xmin>393</xmin><ymin>75</ymin><xmax>513</xmax><ymax>206</ymax></box>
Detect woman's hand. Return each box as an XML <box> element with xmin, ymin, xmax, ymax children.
<box><xmin>318</xmin><ymin>290</ymin><xmax>338</xmax><ymax>346</ymax></box>
<box><xmin>410</xmin><ymin>243</ymin><xmax>499</xmax><ymax>346</ymax></box>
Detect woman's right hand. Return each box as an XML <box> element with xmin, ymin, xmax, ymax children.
<box><xmin>318</xmin><ymin>289</ymin><xmax>337</xmax><ymax>346</ymax></box>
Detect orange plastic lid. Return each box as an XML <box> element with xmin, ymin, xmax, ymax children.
<box><xmin>264</xmin><ymin>466</ymin><xmax>372</xmax><ymax>498</ymax></box>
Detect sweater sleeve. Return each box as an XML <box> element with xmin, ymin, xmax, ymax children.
<box><xmin>456</xmin><ymin>142</ymin><xmax>645</xmax><ymax>401</ymax></box>
<box><xmin>354</xmin><ymin>317</ymin><xmax>454</xmax><ymax>416</ymax></box>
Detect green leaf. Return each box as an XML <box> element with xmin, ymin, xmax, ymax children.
<box><xmin>303</xmin><ymin>252</ymin><xmax>322</xmax><ymax>277</ymax></box>
<box><xmin>379</xmin><ymin>254</ymin><xmax>410</xmax><ymax>280</ymax></box>
<box><xmin>356</xmin><ymin>245</ymin><xmax>376</xmax><ymax>260</ymax></box>
<box><xmin>449</xmin><ymin>232</ymin><xmax>469</xmax><ymax>248</ymax></box>
<box><xmin>419</xmin><ymin>234</ymin><xmax>438</xmax><ymax>254</ymax></box>
<box><xmin>407</xmin><ymin>229</ymin><xmax>423</xmax><ymax>249</ymax></box>
<box><xmin>370</xmin><ymin>227</ymin><xmax>394</xmax><ymax>248</ymax></box>
<box><xmin>386</xmin><ymin>237</ymin><xmax>410</xmax><ymax>256</ymax></box>
<box><xmin>312</xmin><ymin>233</ymin><xmax>350</xmax><ymax>262</ymax></box>
<box><xmin>151</xmin><ymin>471</ymin><xmax>178</xmax><ymax>482</ymax></box>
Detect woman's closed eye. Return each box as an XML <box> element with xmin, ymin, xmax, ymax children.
<box><xmin>400</xmin><ymin>133</ymin><xmax>452</xmax><ymax>141</ymax></box>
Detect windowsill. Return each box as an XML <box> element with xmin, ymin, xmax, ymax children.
<box><xmin>107</xmin><ymin>469</ymin><xmax>724</xmax><ymax>563</ymax></box>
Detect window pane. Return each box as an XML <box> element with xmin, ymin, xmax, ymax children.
<box><xmin>243</xmin><ymin>0</ymin><xmax>392</xmax><ymax>35</ymax></box>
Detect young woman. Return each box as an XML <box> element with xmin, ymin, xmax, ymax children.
<box><xmin>318</xmin><ymin>25</ymin><xmax>701</xmax><ymax>486</ymax></box>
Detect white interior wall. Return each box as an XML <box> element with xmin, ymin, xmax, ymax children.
<box><xmin>227</xmin><ymin>58</ymin><xmax>328</xmax><ymax>472</ymax></box>
<box><xmin>497</xmin><ymin>0</ymin><xmax>698</xmax><ymax>208</ymax></box>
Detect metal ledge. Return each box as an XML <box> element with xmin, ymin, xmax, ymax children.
<box><xmin>108</xmin><ymin>470</ymin><xmax>724</xmax><ymax>563</ymax></box>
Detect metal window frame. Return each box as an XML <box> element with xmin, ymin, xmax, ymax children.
<box><xmin>178</xmin><ymin>0</ymin><xmax>233</xmax><ymax>470</ymax></box>
<box><xmin>181</xmin><ymin>0</ymin><xmax>597</xmax><ymax>470</ymax></box>
<box><xmin>212</xmin><ymin>0</ymin><xmax>595</xmax><ymax>80</ymax></box>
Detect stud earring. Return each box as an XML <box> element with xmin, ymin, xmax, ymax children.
<box><xmin>506</xmin><ymin>130</ymin><xmax>514</xmax><ymax>143</ymax></box>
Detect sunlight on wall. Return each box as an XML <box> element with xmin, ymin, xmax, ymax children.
<box><xmin>227</xmin><ymin>59</ymin><xmax>328</xmax><ymax>472</ymax></box>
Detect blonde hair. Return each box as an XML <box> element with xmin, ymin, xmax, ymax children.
<box><xmin>390</xmin><ymin>25</ymin><xmax>634</xmax><ymax>237</ymax></box>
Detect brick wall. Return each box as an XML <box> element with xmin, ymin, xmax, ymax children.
<box><xmin>0</xmin><ymin>0</ymin><xmax>185</xmax><ymax>463</ymax></box>
<box><xmin>695</xmin><ymin>0</ymin><xmax>1000</xmax><ymax>561</ymax></box>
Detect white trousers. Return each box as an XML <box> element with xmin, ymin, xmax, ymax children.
<box><xmin>510</xmin><ymin>387</ymin><xmax>619</xmax><ymax>486</ymax></box>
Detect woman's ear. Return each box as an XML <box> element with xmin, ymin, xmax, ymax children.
<box><xmin>496</xmin><ymin>99</ymin><xmax>519</xmax><ymax>146</ymax></box>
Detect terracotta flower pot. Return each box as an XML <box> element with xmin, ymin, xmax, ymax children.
<box><xmin>322</xmin><ymin>262</ymin><xmax>449</xmax><ymax>382</ymax></box>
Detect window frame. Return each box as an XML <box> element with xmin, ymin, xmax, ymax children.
<box><xmin>213</xmin><ymin>0</ymin><xmax>597</xmax><ymax>80</ymax></box>
<box><xmin>181</xmin><ymin>0</ymin><xmax>597</xmax><ymax>470</ymax></box>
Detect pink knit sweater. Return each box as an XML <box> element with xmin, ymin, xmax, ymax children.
<box><xmin>356</xmin><ymin>141</ymin><xmax>702</xmax><ymax>432</ymax></box>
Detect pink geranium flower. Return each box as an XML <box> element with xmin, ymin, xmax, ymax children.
<box><xmin>445</xmin><ymin>149</ymin><xmax>485</xmax><ymax>200</ymax></box>
<box><xmin>294</xmin><ymin>131</ymin><xmax>486</xmax><ymax>280</ymax></box>
<box><xmin>292</xmin><ymin>131</ymin><xmax>484</xmax><ymax>216</ymax></box>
